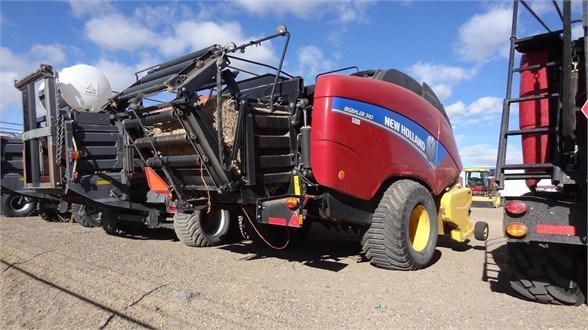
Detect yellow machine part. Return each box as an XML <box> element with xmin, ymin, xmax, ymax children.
<box><xmin>437</xmin><ymin>184</ymin><xmax>475</xmax><ymax>242</ymax></box>
<box><xmin>471</xmin><ymin>194</ymin><xmax>501</xmax><ymax>208</ymax></box>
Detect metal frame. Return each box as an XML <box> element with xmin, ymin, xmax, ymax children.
<box><xmin>108</xmin><ymin>29</ymin><xmax>295</xmax><ymax>210</ymax></box>
<box><xmin>15</xmin><ymin>65</ymin><xmax>61</xmax><ymax>189</ymax></box>
<box><xmin>495</xmin><ymin>0</ymin><xmax>581</xmax><ymax>188</ymax></box>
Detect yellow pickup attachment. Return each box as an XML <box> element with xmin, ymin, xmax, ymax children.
<box><xmin>437</xmin><ymin>184</ymin><xmax>476</xmax><ymax>242</ymax></box>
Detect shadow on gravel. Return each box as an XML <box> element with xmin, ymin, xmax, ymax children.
<box><xmin>436</xmin><ymin>236</ymin><xmax>486</xmax><ymax>252</ymax></box>
<box><xmin>0</xmin><ymin>259</ymin><xmax>157</xmax><ymax>329</ymax></box>
<box><xmin>220</xmin><ymin>225</ymin><xmax>446</xmax><ymax>272</ymax></box>
<box><xmin>482</xmin><ymin>238</ymin><xmax>519</xmax><ymax>297</ymax></box>
<box><xmin>115</xmin><ymin>226</ymin><xmax>179</xmax><ymax>242</ymax></box>
<box><xmin>221</xmin><ymin>224</ymin><xmax>365</xmax><ymax>272</ymax></box>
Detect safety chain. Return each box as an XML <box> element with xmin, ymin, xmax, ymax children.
<box><xmin>54</xmin><ymin>74</ymin><xmax>65</xmax><ymax>166</ymax></box>
<box><xmin>55</xmin><ymin>113</ymin><xmax>65</xmax><ymax>166</ymax></box>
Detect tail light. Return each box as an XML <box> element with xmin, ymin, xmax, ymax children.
<box><xmin>505</xmin><ymin>222</ymin><xmax>528</xmax><ymax>238</ymax></box>
<box><xmin>285</xmin><ymin>197</ymin><xmax>299</xmax><ymax>209</ymax></box>
<box><xmin>505</xmin><ymin>200</ymin><xmax>528</xmax><ymax>216</ymax></box>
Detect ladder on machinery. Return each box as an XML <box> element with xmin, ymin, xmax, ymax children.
<box><xmin>495</xmin><ymin>0</ymin><xmax>575</xmax><ymax>189</ymax></box>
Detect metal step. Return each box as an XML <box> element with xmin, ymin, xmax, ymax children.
<box><xmin>501</xmin><ymin>163</ymin><xmax>554</xmax><ymax>170</ymax></box>
<box><xmin>505</xmin><ymin>127</ymin><xmax>553</xmax><ymax>136</ymax></box>
<box><xmin>503</xmin><ymin>173</ymin><xmax>552</xmax><ymax>180</ymax></box>
<box><xmin>512</xmin><ymin>61</ymin><xmax>560</xmax><ymax>72</ymax></box>
<box><xmin>257</xmin><ymin>154</ymin><xmax>293</xmax><ymax>169</ymax></box>
<box><xmin>254</xmin><ymin>115</ymin><xmax>290</xmax><ymax>131</ymax></box>
<box><xmin>507</xmin><ymin>93</ymin><xmax>559</xmax><ymax>103</ymax></box>
<box><xmin>255</xmin><ymin>134</ymin><xmax>290</xmax><ymax>149</ymax></box>
<box><xmin>262</xmin><ymin>172</ymin><xmax>291</xmax><ymax>184</ymax></box>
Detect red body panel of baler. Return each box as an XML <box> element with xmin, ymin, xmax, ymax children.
<box><xmin>311</xmin><ymin>75</ymin><xmax>461</xmax><ymax>200</ymax></box>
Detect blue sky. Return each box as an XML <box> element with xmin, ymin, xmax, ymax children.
<box><xmin>0</xmin><ymin>0</ymin><xmax>583</xmax><ymax>166</ymax></box>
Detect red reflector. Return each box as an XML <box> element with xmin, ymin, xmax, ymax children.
<box><xmin>505</xmin><ymin>200</ymin><xmax>528</xmax><ymax>215</ymax></box>
<box><xmin>145</xmin><ymin>167</ymin><xmax>169</xmax><ymax>194</ymax></box>
<box><xmin>69</xmin><ymin>151</ymin><xmax>80</xmax><ymax>160</ymax></box>
<box><xmin>536</xmin><ymin>224</ymin><xmax>577</xmax><ymax>235</ymax></box>
<box><xmin>288</xmin><ymin>213</ymin><xmax>300</xmax><ymax>228</ymax></box>
<box><xmin>268</xmin><ymin>217</ymin><xmax>287</xmax><ymax>226</ymax></box>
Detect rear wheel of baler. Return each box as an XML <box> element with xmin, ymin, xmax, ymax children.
<box><xmin>173</xmin><ymin>207</ymin><xmax>231</xmax><ymax>247</ymax></box>
<box><xmin>362</xmin><ymin>180</ymin><xmax>438</xmax><ymax>270</ymax></box>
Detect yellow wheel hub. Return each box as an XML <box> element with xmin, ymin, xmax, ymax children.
<box><xmin>409</xmin><ymin>205</ymin><xmax>430</xmax><ymax>252</ymax></box>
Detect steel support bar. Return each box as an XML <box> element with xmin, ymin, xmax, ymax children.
<box><xmin>134</xmin><ymin>134</ymin><xmax>189</xmax><ymax>149</ymax></box>
<box><xmin>121</xmin><ymin>110</ymin><xmax>176</xmax><ymax>129</ymax></box>
<box><xmin>145</xmin><ymin>155</ymin><xmax>201</xmax><ymax>168</ymax></box>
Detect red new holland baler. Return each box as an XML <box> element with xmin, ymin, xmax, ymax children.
<box><xmin>110</xmin><ymin>28</ymin><xmax>487</xmax><ymax>270</ymax></box>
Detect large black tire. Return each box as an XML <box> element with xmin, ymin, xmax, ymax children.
<box><xmin>362</xmin><ymin>180</ymin><xmax>438</xmax><ymax>270</ymax></box>
<box><xmin>37</xmin><ymin>200</ymin><xmax>70</xmax><ymax>222</ymax></box>
<box><xmin>1</xmin><ymin>193</ymin><xmax>38</xmax><ymax>217</ymax></box>
<box><xmin>71</xmin><ymin>204</ymin><xmax>101</xmax><ymax>228</ymax></box>
<box><xmin>101</xmin><ymin>208</ymin><xmax>120</xmax><ymax>235</ymax></box>
<box><xmin>508</xmin><ymin>242</ymin><xmax>586</xmax><ymax>305</ymax></box>
<box><xmin>174</xmin><ymin>208</ymin><xmax>231</xmax><ymax>247</ymax></box>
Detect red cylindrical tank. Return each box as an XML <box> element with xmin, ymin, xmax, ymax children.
<box><xmin>519</xmin><ymin>51</ymin><xmax>551</xmax><ymax>188</ymax></box>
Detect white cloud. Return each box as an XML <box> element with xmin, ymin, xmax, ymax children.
<box><xmin>445</xmin><ymin>101</ymin><xmax>466</xmax><ymax>119</ymax></box>
<box><xmin>0</xmin><ymin>45</ymin><xmax>68</xmax><ymax>114</ymax></box>
<box><xmin>84</xmin><ymin>14</ymin><xmax>156</xmax><ymax>52</ymax></box>
<box><xmin>459</xmin><ymin>143</ymin><xmax>522</xmax><ymax>167</ymax></box>
<box><xmin>297</xmin><ymin>45</ymin><xmax>336</xmax><ymax>79</ymax></box>
<box><xmin>460</xmin><ymin>144</ymin><xmax>499</xmax><ymax>166</ymax></box>
<box><xmin>167</xmin><ymin>21</ymin><xmax>243</xmax><ymax>54</ymax></box>
<box><xmin>234</xmin><ymin>0</ymin><xmax>374</xmax><ymax>23</ymax></box>
<box><xmin>446</xmin><ymin>96</ymin><xmax>502</xmax><ymax>126</ymax></box>
<box><xmin>467</xmin><ymin>96</ymin><xmax>503</xmax><ymax>115</ymax></box>
<box><xmin>133</xmin><ymin>3</ymin><xmax>193</xmax><ymax>27</ymax></box>
<box><xmin>30</xmin><ymin>44</ymin><xmax>66</xmax><ymax>64</ymax></box>
<box><xmin>68</xmin><ymin>0</ymin><xmax>115</xmax><ymax>17</ymax></box>
<box><xmin>81</xmin><ymin>13</ymin><xmax>278</xmax><ymax>69</ymax></box>
<box><xmin>235</xmin><ymin>0</ymin><xmax>320</xmax><ymax>18</ymax></box>
<box><xmin>92</xmin><ymin>58</ymin><xmax>138</xmax><ymax>94</ymax></box>
<box><xmin>455</xmin><ymin>7</ymin><xmax>512</xmax><ymax>63</ymax></box>
<box><xmin>408</xmin><ymin>62</ymin><xmax>475</xmax><ymax>100</ymax></box>
<box><xmin>160</xmin><ymin>21</ymin><xmax>278</xmax><ymax>73</ymax></box>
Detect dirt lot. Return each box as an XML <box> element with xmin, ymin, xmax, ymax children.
<box><xmin>0</xmin><ymin>207</ymin><xmax>586</xmax><ymax>329</ymax></box>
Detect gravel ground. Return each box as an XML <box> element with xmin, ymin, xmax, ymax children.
<box><xmin>1</xmin><ymin>207</ymin><xmax>586</xmax><ymax>329</ymax></box>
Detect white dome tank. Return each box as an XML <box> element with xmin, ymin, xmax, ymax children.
<box><xmin>39</xmin><ymin>65</ymin><xmax>112</xmax><ymax>112</ymax></box>
<box><xmin>59</xmin><ymin>64</ymin><xmax>112</xmax><ymax>111</ymax></box>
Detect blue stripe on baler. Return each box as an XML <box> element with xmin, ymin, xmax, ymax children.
<box><xmin>330</xmin><ymin>97</ymin><xmax>448</xmax><ymax>168</ymax></box>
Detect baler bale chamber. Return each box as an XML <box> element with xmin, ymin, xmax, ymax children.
<box><xmin>108</xmin><ymin>25</ymin><xmax>487</xmax><ymax>269</ymax></box>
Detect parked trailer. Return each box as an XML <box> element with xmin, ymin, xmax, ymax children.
<box><xmin>104</xmin><ymin>26</ymin><xmax>488</xmax><ymax>269</ymax></box>
<box><xmin>0</xmin><ymin>136</ymin><xmax>60</xmax><ymax>218</ymax></box>
<box><xmin>495</xmin><ymin>0</ymin><xmax>587</xmax><ymax>305</ymax></box>
<box><xmin>14</xmin><ymin>64</ymin><xmax>169</xmax><ymax>232</ymax></box>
